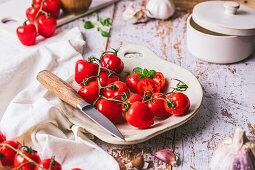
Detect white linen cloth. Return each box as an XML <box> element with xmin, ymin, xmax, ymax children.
<box><xmin>0</xmin><ymin>27</ymin><xmax>119</xmax><ymax>170</ymax></box>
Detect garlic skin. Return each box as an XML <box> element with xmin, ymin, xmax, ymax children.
<box><xmin>211</xmin><ymin>128</ymin><xmax>255</xmax><ymax>170</ymax></box>
<box><xmin>152</xmin><ymin>149</ymin><xmax>177</xmax><ymax>166</ymax></box>
<box><xmin>123</xmin><ymin>3</ymin><xmax>148</xmax><ymax>24</ymax></box>
<box><xmin>145</xmin><ymin>0</ymin><xmax>175</xmax><ymax>20</ymax></box>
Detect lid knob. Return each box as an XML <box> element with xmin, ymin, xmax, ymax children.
<box><xmin>224</xmin><ymin>1</ymin><xmax>240</xmax><ymax>15</ymax></box>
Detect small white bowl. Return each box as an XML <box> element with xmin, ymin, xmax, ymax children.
<box><xmin>187</xmin><ymin>15</ymin><xmax>255</xmax><ymax>63</ymax></box>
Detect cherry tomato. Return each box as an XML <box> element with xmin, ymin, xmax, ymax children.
<box><xmin>97</xmin><ymin>99</ymin><xmax>122</xmax><ymax>123</ymax></box>
<box><xmin>35</xmin><ymin>157</ymin><xmax>62</xmax><ymax>170</ymax></box>
<box><xmin>0</xmin><ymin>140</ymin><xmax>21</xmax><ymax>166</ymax></box>
<box><xmin>137</xmin><ymin>78</ymin><xmax>160</xmax><ymax>96</ymax></box>
<box><xmin>164</xmin><ymin>92</ymin><xmax>190</xmax><ymax>116</ymax></box>
<box><xmin>33</xmin><ymin>3</ymin><xmax>42</xmax><ymax>9</ymax></box>
<box><xmin>0</xmin><ymin>131</ymin><xmax>6</xmax><ymax>143</ymax></box>
<box><xmin>121</xmin><ymin>94</ymin><xmax>142</xmax><ymax>113</ymax></box>
<box><xmin>78</xmin><ymin>81</ymin><xmax>99</xmax><ymax>105</ymax></box>
<box><xmin>101</xmin><ymin>54</ymin><xmax>124</xmax><ymax>74</ymax></box>
<box><xmin>14</xmin><ymin>146</ymin><xmax>41</xmax><ymax>169</ymax></box>
<box><xmin>37</xmin><ymin>15</ymin><xmax>56</xmax><ymax>38</ymax></box>
<box><xmin>125</xmin><ymin>101</ymin><xmax>154</xmax><ymax>129</ymax></box>
<box><xmin>26</xmin><ymin>6</ymin><xmax>41</xmax><ymax>24</ymax></box>
<box><xmin>33</xmin><ymin>0</ymin><xmax>60</xmax><ymax>18</ymax></box>
<box><xmin>75</xmin><ymin>60</ymin><xmax>99</xmax><ymax>84</ymax></box>
<box><xmin>97</xmin><ymin>72</ymin><xmax>119</xmax><ymax>87</ymax></box>
<box><xmin>42</xmin><ymin>0</ymin><xmax>60</xmax><ymax>18</ymax></box>
<box><xmin>153</xmin><ymin>72</ymin><xmax>166</xmax><ymax>90</ymax></box>
<box><xmin>126</xmin><ymin>73</ymin><xmax>140</xmax><ymax>93</ymax></box>
<box><xmin>147</xmin><ymin>93</ymin><xmax>170</xmax><ymax>118</ymax></box>
<box><xmin>16</xmin><ymin>23</ymin><xmax>37</xmax><ymax>46</ymax></box>
<box><xmin>103</xmin><ymin>81</ymin><xmax>129</xmax><ymax>102</ymax></box>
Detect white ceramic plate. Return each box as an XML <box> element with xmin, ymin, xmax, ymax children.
<box><xmin>58</xmin><ymin>44</ymin><xmax>203</xmax><ymax>145</ymax></box>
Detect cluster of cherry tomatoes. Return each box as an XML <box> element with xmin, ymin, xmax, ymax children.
<box><xmin>75</xmin><ymin>50</ymin><xmax>190</xmax><ymax>129</ymax></box>
<box><xmin>0</xmin><ymin>131</ymin><xmax>82</xmax><ymax>170</ymax></box>
<box><xmin>16</xmin><ymin>0</ymin><xmax>60</xmax><ymax>46</ymax></box>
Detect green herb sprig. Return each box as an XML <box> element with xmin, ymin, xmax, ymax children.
<box><xmin>133</xmin><ymin>67</ymin><xmax>156</xmax><ymax>80</ymax></box>
<box><xmin>82</xmin><ymin>13</ymin><xmax>112</xmax><ymax>37</ymax></box>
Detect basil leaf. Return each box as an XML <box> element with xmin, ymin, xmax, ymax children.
<box><xmin>133</xmin><ymin>67</ymin><xmax>143</xmax><ymax>74</ymax></box>
<box><xmin>143</xmin><ymin>69</ymin><xmax>149</xmax><ymax>77</ymax></box>
<box><xmin>97</xmin><ymin>27</ymin><xmax>101</xmax><ymax>31</ymax></box>
<box><xmin>84</xmin><ymin>21</ymin><xmax>94</xmax><ymax>29</ymax></box>
<box><xmin>149</xmin><ymin>70</ymin><xmax>156</xmax><ymax>78</ymax></box>
<box><xmin>101</xmin><ymin>31</ymin><xmax>111</xmax><ymax>37</ymax></box>
<box><xmin>138</xmin><ymin>74</ymin><xmax>144</xmax><ymax>80</ymax></box>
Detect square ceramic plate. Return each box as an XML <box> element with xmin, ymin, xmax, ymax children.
<box><xmin>58</xmin><ymin>44</ymin><xmax>203</xmax><ymax>145</ymax></box>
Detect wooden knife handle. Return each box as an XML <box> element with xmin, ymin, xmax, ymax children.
<box><xmin>37</xmin><ymin>70</ymin><xmax>84</xmax><ymax>108</ymax></box>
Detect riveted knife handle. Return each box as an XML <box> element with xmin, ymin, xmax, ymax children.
<box><xmin>37</xmin><ymin>70</ymin><xmax>84</xmax><ymax>108</ymax></box>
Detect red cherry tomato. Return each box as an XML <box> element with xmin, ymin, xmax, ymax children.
<box><xmin>78</xmin><ymin>81</ymin><xmax>99</xmax><ymax>105</ymax></box>
<box><xmin>125</xmin><ymin>101</ymin><xmax>154</xmax><ymax>129</ymax></box>
<box><xmin>153</xmin><ymin>72</ymin><xmax>166</xmax><ymax>90</ymax></box>
<box><xmin>147</xmin><ymin>93</ymin><xmax>170</xmax><ymax>118</ymax></box>
<box><xmin>16</xmin><ymin>23</ymin><xmax>37</xmax><ymax>46</ymax></box>
<box><xmin>42</xmin><ymin>0</ymin><xmax>60</xmax><ymax>18</ymax></box>
<box><xmin>126</xmin><ymin>73</ymin><xmax>140</xmax><ymax>93</ymax></box>
<box><xmin>33</xmin><ymin>0</ymin><xmax>60</xmax><ymax>18</ymax></box>
<box><xmin>121</xmin><ymin>94</ymin><xmax>142</xmax><ymax>113</ymax></box>
<box><xmin>14</xmin><ymin>146</ymin><xmax>41</xmax><ymax>169</ymax></box>
<box><xmin>0</xmin><ymin>140</ymin><xmax>21</xmax><ymax>166</ymax></box>
<box><xmin>103</xmin><ymin>81</ymin><xmax>129</xmax><ymax>102</ymax></box>
<box><xmin>164</xmin><ymin>92</ymin><xmax>190</xmax><ymax>115</ymax></box>
<box><xmin>101</xmin><ymin>54</ymin><xmax>124</xmax><ymax>74</ymax></box>
<box><xmin>26</xmin><ymin>6</ymin><xmax>41</xmax><ymax>24</ymax></box>
<box><xmin>75</xmin><ymin>60</ymin><xmax>99</xmax><ymax>85</ymax></box>
<box><xmin>97</xmin><ymin>72</ymin><xmax>119</xmax><ymax>87</ymax></box>
<box><xmin>35</xmin><ymin>157</ymin><xmax>62</xmax><ymax>170</ymax></box>
<box><xmin>137</xmin><ymin>78</ymin><xmax>160</xmax><ymax>96</ymax></box>
<box><xmin>97</xmin><ymin>99</ymin><xmax>122</xmax><ymax>123</ymax></box>
<box><xmin>37</xmin><ymin>15</ymin><xmax>56</xmax><ymax>38</ymax></box>
<box><xmin>0</xmin><ymin>131</ymin><xmax>6</xmax><ymax>143</ymax></box>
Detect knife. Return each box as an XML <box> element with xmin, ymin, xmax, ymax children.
<box><xmin>37</xmin><ymin>70</ymin><xmax>125</xmax><ymax>141</ymax></box>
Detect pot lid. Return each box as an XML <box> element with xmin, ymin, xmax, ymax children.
<box><xmin>192</xmin><ymin>1</ymin><xmax>255</xmax><ymax>36</ymax></box>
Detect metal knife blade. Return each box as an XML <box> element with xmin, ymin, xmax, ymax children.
<box><xmin>37</xmin><ymin>70</ymin><xmax>125</xmax><ymax>141</ymax></box>
<box><xmin>77</xmin><ymin>101</ymin><xmax>125</xmax><ymax>141</ymax></box>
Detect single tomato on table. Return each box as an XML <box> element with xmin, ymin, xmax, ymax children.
<box><xmin>97</xmin><ymin>72</ymin><xmax>119</xmax><ymax>87</ymax></box>
<box><xmin>78</xmin><ymin>81</ymin><xmax>99</xmax><ymax>105</ymax></box>
<box><xmin>75</xmin><ymin>59</ymin><xmax>99</xmax><ymax>84</ymax></box>
<box><xmin>164</xmin><ymin>92</ymin><xmax>190</xmax><ymax>115</ymax></box>
<box><xmin>103</xmin><ymin>81</ymin><xmax>129</xmax><ymax>102</ymax></box>
<box><xmin>125</xmin><ymin>101</ymin><xmax>154</xmax><ymax>129</ymax></box>
<box><xmin>37</xmin><ymin>15</ymin><xmax>57</xmax><ymax>38</ymax></box>
<box><xmin>16</xmin><ymin>23</ymin><xmax>37</xmax><ymax>46</ymax></box>
<box><xmin>147</xmin><ymin>93</ymin><xmax>170</xmax><ymax>118</ymax></box>
<box><xmin>101</xmin><ymin>53</ymin><xmax>124</xmax><ymax>74</ymax></box>
<box><xmin>35</xmin><ymin>157</ymin><xmax>62</xmax><ymax>170</ymax></box>
<box><xmin>14</xmin><ymin>146</ymin><xmax>41</xmax><ymax>169</ymax></box>
<box><xmin>97</xmin><ymin>99</ymin><xmax>122</xmax><ymax>123</ymax></box>
<box><xmin>137</xmin><ymin>78</ymin><xmax>160</xmax><ymax>96</ymax></box>
<box><xmin>126</xmin><ymin>73</ymin><xmax>140</xmax><ymax>93</ymax></box>
<box><xmin>0</xmin><ymin>140</ymin><xmax>21</xmax><ymax>167</ymax></box>
<box><xmin>153</xmin><ymin>72</ymin><xmax>166</xmax><ymax>90</ymax></box>
<box><xmin>121</xmin><ymin>94</ymin><xmax>143</xmax><ymax>113</ymax></box>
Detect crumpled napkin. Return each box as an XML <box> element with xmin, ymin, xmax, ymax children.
<box><xmin>0</xmin><ymin>27</ymin><xmax>119</xmax><ymax>170</ymax></box>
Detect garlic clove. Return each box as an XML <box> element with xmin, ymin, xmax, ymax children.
<box><xmin>122</xmin><ymin>3</ymin><xmax>148</xmax><ymax>24</ymax></box>
<box><xmin>211</xmin><ymin>128</ymin><xmax>255</xmax><ymax>170</ymax></box>
<box><xmin>145</xmin><ymin>0</ymin><xmax>175</xmax><ymax>20</ymax></box>
<box><xmin>125</xmin><ymin>152</ymin><xmax>146</xmax><ymax>170</ymax></box>
<box><xmin>152</xmin><ymin>149</ymin><xmax>177</xmax><ymax>166</ymax></box>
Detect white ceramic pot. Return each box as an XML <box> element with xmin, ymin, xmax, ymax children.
<box><xmin>187</xmin><ymin>15</ymin><xmax>255</xmax><ymax>63</ymax></box>
<box><xmin>187</xmin><ymin>1</ymin><xmax>255</xmax><ymax>64</ymax></box>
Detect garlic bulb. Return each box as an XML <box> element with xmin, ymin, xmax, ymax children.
<box><xmin>211</xmin><ymin>128</ymin><xmax>255</xmax><ymax>170</ymax></box>
<box><xmin>123</xmin><ymin>3</ymin><xmax>148</xmax><ymax>24</ymax></box>
<box><xmin>145</xmin><ymin>0</ymin><xmax>175</xmax><ymax>20</ymax></box>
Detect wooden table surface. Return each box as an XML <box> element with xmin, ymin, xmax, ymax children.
<box><xmin>60</xmin><ymin>0</ymin><xmax>255</xmax><ymax>169</ymax></box>
<box><xmin>2</xmin><ymin>0</ymin><xmax>255</xmax><ymax>169</ymax></box>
